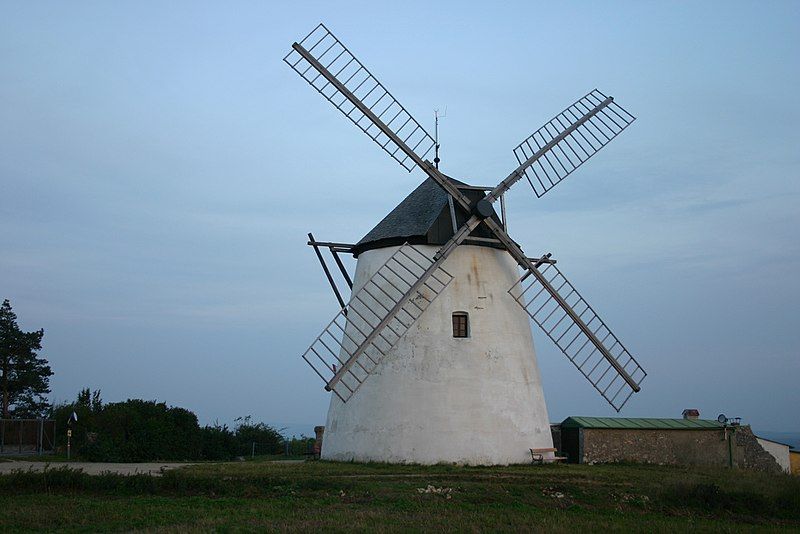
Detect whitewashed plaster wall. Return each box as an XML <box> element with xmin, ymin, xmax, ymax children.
<box><xmin>756</xmin><ymin>437</ymin><xmax>791</xmax><ymax>473</ymax></box>
<box><xmin>321</xmin><ymin>244</ymin><xmax>553</xmax><ymax>465</ymax></box>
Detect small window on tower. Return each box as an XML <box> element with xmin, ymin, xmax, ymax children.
<box><xmin>452</xmin><ymin>312</ymin><xmax>469</xmax><ymax>338</ymax></box>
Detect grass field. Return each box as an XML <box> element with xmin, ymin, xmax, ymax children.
<box><xmin>1</xmin><ymin>459</ymin><xmax>798</xmax><ymax>532</ymax></box>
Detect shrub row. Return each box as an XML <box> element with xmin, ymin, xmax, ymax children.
<box><xmin>50</xmin><ymin>389</ymin><xmax>301</xmax><ymax>461</ymax></box>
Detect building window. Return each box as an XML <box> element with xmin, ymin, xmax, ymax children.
<box><xmin>452</xmin><ymin>312</ymin><xmax>469</xmax><ymax>338</ymax></box>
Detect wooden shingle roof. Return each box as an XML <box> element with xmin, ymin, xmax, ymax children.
<box><xmin>352</xmin><ymin>176</ymin><xmax>503</xmax><ymax>256</ymax></box>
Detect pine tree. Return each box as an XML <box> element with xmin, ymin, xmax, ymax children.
<box><xmin>0</xmin><ymin>299</ymin><xmax>52</xmax><ymax>418</ymax></box>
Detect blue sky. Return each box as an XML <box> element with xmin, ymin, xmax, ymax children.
<box><xmin>1</xmin><ymin>1</ymin><xmax>798</xmax><ymax>435</ymax></box>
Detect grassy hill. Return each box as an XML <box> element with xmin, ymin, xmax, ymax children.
<box><xmin>1</xmin><ymin>460</ymin><xmax>798</xmax><ymax>531</ymax></box>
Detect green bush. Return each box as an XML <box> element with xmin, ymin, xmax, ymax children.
<box><xmin>198</xmin><ymin>424</ymin><xmax>237</xmax><ymax>461</ymax></box>
<box><xmin>286</xmin><ymin>435</ymin><xmax>316</xmax><ymax>456</ymax></box>
<box><xmin>49</xmin><ymin>389</ymin><xmax>292</xmax><ymax>462</ymax></box>
<box><xmin>81</xmin><ymin>400</ymin><xmax>201</xmax><ymax>462</ymax></box>
<box><xmin>233</xmin><ymin>416</ymin><xmax>284</xmax><ymax>457</ymax></box>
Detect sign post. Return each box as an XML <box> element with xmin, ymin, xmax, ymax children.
<box><xmin>67</xmin><ymin>411</ymin><xmax>77</xmax><ymax>460</ymax></box>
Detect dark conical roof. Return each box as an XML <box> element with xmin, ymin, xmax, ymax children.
<box><xmin>352</xmin><ymin>175</ymin><xmax>504</xmax><ymax>257</ymax></box>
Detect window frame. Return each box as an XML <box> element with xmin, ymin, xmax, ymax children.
<box><xmin>452</xmin><ymin>311</ymin><xmax>469</xmax><ymax>338</ymax></box>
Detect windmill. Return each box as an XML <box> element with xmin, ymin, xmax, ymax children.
<box><xmin>285</xmin><ymin>24</ymin><xmax>647</xmax><ymax>464</ymax></box>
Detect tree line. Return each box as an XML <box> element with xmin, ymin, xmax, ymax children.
<box><xmin>51</xmin><ymin>388</ymin><xmax>312</xmax><ymax>461</ymax></box>
<box><xmin>1</xmin><ymin>299</ymin><xmax>314</xmax><ymax>461</ymax></box>
<box><xmin>0</xmin><ymin>299</ymin><xmax>52</xmax><ymax>418</ymax></box>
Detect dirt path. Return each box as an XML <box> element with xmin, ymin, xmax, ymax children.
<box><xmin>0</xmin><ymin>460</ymin><xmax>192</xmax><ymax>476</ymax></box>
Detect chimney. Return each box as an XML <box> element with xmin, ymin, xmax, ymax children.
<box><xmin>682</xmin><ymin>409</ymin><xmax>700</xmax><ymax>420</ymax></box>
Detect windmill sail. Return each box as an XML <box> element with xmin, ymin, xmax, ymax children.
<box><xmin>488</xmin><ymin>90</ymin><xmax>635</xmax><ymax>202</ymax></box>
<box><xmin>284</xmin><ymin>24</ymin><xmax>435</xmax><ymax>172</ymax></box>
<box><xmin>301</xmin><ymin>244</ymin><xmax>453</xmax><ymax>402</ymax></box>
<box><xmin>513</xmin><ymin>89</ymin><xmax>635</xmax><ymax>197</ymax></box>
<box><xmin>509</xmin><ymin>259</ymin><xmax>646</xmax><ymax>411</ymax></box>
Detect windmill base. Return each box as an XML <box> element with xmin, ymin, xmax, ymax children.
<box><xmin>320</xmin><ymin>245</ymin><xmax>554</xmax><ymax>465</ymax></box>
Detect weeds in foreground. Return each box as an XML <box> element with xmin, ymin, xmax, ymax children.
<box><xmin>0</xmin><ymin>462</ymin><xmax>797</xmax><ymax>531</ymax></box>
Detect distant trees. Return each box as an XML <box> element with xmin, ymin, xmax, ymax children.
<box><xmin>0</xmin><ymin>299</ymin><xmax>52</xmax><ymax>418</ymax></box>
<box><xmin>232</xmin><ymin>416</ymin><xmax>283</xmax><ymax>456</ymax></box>
<box><xmin>51</xmin><ymin>389</ymin><xmax>288</xmax><ymax>461</ymax></box>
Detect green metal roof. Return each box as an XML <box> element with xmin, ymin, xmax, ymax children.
<box><xmin>561</xmin><ymin>416</ymin><xmax>724</xmax><ymax>430</ymax></box>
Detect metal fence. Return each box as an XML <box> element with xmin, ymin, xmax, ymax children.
<box><xmin>0</xmin><ymin>419</ymin><xmax>56</xmax><ymax>455</ymax></box>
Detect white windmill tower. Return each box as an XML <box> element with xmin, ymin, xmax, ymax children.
<box><xmin>285</xmin><ymin>24</ymin><xmax>647</xmax><ymax>465</ymax></box>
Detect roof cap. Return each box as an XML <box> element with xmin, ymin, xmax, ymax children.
<box><xmin>352</xmin><ymin>176</ymin><xmax>502</xmax><ymax>256</ymax></box>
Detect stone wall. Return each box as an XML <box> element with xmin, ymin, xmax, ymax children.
<box><xmin>581</xmin><ymin>428</ymin><xmax>730</xmax><ymax>467</ymax></box>
<box><xmin>578</xmin><ymin>425</ymin><xmax>781</xmax><ymax>473</ymax></box>
<box><xmin>736</xmin><ymin>426</ymin><xmax>783</xmax><ymax>473</ymax></box>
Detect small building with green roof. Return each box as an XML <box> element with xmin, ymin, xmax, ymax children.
<box><xmin>555</xmin><ymin>416</ymin><xmax>783</xmax><ymax>472</ymax></box>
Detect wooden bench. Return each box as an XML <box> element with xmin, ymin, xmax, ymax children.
<box><xmin>530</xmin><ymin>447</ymin><xmax>568</xmax><ymax>464</ymax></box>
